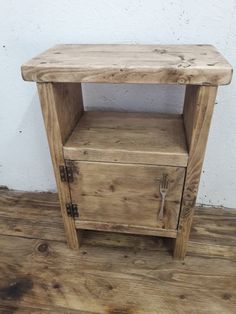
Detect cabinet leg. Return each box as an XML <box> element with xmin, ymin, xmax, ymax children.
<box><xmin>173</xmin><ymin>235</ymin><xmax>188</xmax><ymax>260</ymax></box>
<box><xmin>37</xmin><ymin>82</ymin><xmax>84</xmax><ymax>251</ymax></box>
<box><xmin>173</xmin><ymin>207</ymin><xmax>194</xmax><ymax>259</ymax></box>
<box><xmin>173</xmin><ymin>86</ymin><xmax>218</xmax><ymax>260</ymax></box>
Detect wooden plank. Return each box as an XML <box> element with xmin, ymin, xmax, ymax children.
<box><xmin>174</xmin><ymin>86</ymin><xmax>218</xmax><ymax>259</ymax></box>
<box><xmin>0</xmin><ymin>234</ymin><xmax>236</xmax><ymax>313</ymax></box>
<box><xmin>187</xmin><ymin>241</ymin><xmax>236</xmax><ymax>260</ymax></box>
<box><xmin>69</xmin><ymin>161</ymin><xmax>185</xmax><ymax>230</ymax></box>
<box><xmin>75</xmin><ymin>220</ymin><xmax>177</xmax><ymax>238</ymax></box>
<box><xmin>37</xmin><ymin>83</ymin><xmax>84</xmax><ymax>249</ymax></box>
<box><xmin>0</xmin><ymin>304</ymin><xmax>94</xmax><ymax>314</ymax></box>
<box><xmin>21</xmin><ymin>44</ymin><xmax>233</xmax><ymax>85</ymax></box>
<box><xmin>63</xmin><ymin>111</ymin><xmax>188</xmax><ymax>167</ymax></box>
<box><xmin>190</xmin><ymin>206</ymin><xmax>236</xmax><ymax>247</ymax></box>
<box><xmin>0</xmin><ymin>189</ymin><xmax>66</xmax><ymax>242</ymax></box>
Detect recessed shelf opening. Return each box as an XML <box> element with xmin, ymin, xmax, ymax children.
<box><xmin>63</xmin><ymin>110</ymin><xmax>188</xmax><ymax>167</ymax></box>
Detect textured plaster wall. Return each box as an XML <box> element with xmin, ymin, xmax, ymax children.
<box><xmin>0</xmin><ymin>0</ymin><xmax>235</xmax><ymax>207</ymax></box>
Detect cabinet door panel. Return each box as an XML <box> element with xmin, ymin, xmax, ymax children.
<box><xmin>68</xmin><ymin>161</ymin><xmax>185</xmax><ymax>230</ymax></box>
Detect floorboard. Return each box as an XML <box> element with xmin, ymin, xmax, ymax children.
<box><xmin>0</xmin><ymin>189</ymin><xmax>235</xmax><ymax>313</ymax></box>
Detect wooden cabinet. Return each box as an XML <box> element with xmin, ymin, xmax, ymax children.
<box><xmin>21</xmin><ymin>44</ymin><xmax>232</xmax><ymax>258</ymax></box>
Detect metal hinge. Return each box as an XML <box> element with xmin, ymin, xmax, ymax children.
<box><xmin>59</xmin><ymin>165</ymin><xmax>73</xmax><ymax>182</ymax></box>
<box><xmin>66</xmin><ymin>203</ymin><xmax>79</xmax><ymax>218</ymax></box>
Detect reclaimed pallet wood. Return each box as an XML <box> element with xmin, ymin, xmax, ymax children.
<box><xmin>21</xmin><ymin>44</ymin><xmax>232</xmax><ymax>85</ymax></box>
<box><xmin>21</xmin><ymin>44</ymin><xmax>233</xmax><ymax>258</ymax></box>
<box><xmin>0</xmin><ymin>230</ymin><xmax>236</xmax><ymax>313</ymax></box>
<box><xmin>63</xmin><ymin>111</ymin><xmax>188</xmax><ymax>167</ymax></box>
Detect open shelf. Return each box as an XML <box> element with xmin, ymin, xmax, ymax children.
<box><xmin>63</xmin><ymin>111</ymin><xmax>188</xmax><ymax>167</ymax></box>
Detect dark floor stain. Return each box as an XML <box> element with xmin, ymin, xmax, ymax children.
<box><xmin>0</xmin><ymin>276</ymin><xmax>33</xmax><ymax>301</ymax></box>
<box><xmin>108</xmin><ymin>307</ymin><xmax>135</xmax><ymax>314</ymax></box>
<box><xmin>0</xmin><ymin>305</ymin><xmax>19</xmax><ymax>314</ymax></box>
<box><xmin>53</xmin><ymin>282</ymin><xmax>61</xmax><ymax>289</ymax></box>
<box><xmin>110</xmin><ymin>184</ymin><xmax>115</xmax><ymax>192</ymax></box>
<box><xmin>179</xmin><ymin>294</ymin><xmax>186</xmax><ymax>299</ymax></box>
<box><xmin>222</xmin><ymin>293</ymin><xmax>232</xmax><ymax>300</ymax></box>
<box><xmin>14</xmin><ymin>228</ymin><xmax>22</xmax><ymax>232</ymax></box>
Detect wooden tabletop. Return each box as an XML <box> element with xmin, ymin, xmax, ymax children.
<box><xmin>21</xmin><ymin>44</ymin><xmax>232</xmax><ymax>85</ymax></box>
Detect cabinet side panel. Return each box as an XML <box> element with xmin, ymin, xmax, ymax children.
<box><xmin>174</xmin><ymin>85</ymin><xmax>217</xmax><ymax>259</ymax></box>
<box><xmin>183</xmin><ymin>85</ymin><xmax>199</xmax><ymax>149</ymax></box>
<box><xmin>52</xmin><ymin>83</ymin><xmax>84</xmax><ymax>144</ymax></box>
<box><xmin>37</xmin><ymin>83</ymin><xmax>80</xmax><ymax>249</ymax></box>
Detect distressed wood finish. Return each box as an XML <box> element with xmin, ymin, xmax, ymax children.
<box><xmin>37</xmin><ymin>82</ymin><xmax>84</xmax><ymax>249</ymax></box>
<box><xmin>0</xmin><ymin>190</ymin><xmax>236</xmax><ymax>313</ymax></box>
<box><xmin>0</xmin><ymin>189</ymin><xmax>66</xmax><ymax>242</ymax></box>
<box><xmin>1</xmin><ymin>235</ymin><xmax>236</xmax><ymax>314</ymax></box>
<box><xmin>21</xmin><ymin>44</ymin><xmax>232</xmax><ymax>85</ymax></box>
<box><xmin>51</xmin><ymin>82</ymin><xmax>84</xmax><ymax>144</ymax></box>
<box><xmin>1</xmin><ymin>190</ymin><xmax>235</xmax><ymax>256</ymax></box>
<box><xmin>174</xmin><ymin>86</ymin><xmax>218</xmax><ymax>259</ymax></box>
<box><xmin>21</xmin><ymin>44</ymin><xmax>232</xmax><ymax>258</ymax></box>
<box><xmin>75</xmin><ymin>220</ymin><xmax>178</xmax><ymax>238</ymax></box>
<box><xmin>64</xmin><ymin>111</ymin><xmax>188</xmax><ymax>167</ymax></box>
<box><xmin>69</xmin><ymin>161</ymin><xmax>185</xmax><ymax>232</ymax></box>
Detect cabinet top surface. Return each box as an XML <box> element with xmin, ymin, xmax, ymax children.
<box><xmin>21</xmin><ymin>44</ymin><xmax>232</xmax><ymax>85</ymax></box>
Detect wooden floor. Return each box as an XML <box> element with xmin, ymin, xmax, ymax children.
<box><xmin>0</xmin><ymin>189</ymin><xmax>235</xmax><ymax>314</ymax></box>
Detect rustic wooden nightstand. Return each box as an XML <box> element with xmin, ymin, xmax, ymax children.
<box><xmin>21</xmin><ymin>44</ymin><xmax>232</xmax><ymax>259</ymax></box>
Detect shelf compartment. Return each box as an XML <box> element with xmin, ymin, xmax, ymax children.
<box><xmin>63</xmin><ymin>111</ymin><xmax>188</xmax><ymax>167</ymax></box>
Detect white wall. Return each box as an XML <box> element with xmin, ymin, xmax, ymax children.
<box><xmin>0</xmin><ymin>0</ymin><xmax>235</xmax><ymax>207</ymax></box>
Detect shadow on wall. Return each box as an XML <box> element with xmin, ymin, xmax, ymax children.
<box><xmin>82</xmin><ymin>83</ymin><xmax>185</xmax><ymax>113</ymax></box>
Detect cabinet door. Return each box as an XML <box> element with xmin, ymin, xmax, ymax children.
<box><xmin>68</xmin><ymin>161</ymin><xmax>185</xmax><ymax>231</ymax></box>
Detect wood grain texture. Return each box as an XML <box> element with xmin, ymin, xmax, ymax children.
<box><xmin>37</xmin><ymin>83</ymin><xmax>84</xmax><ymax>249</ymax></box>
<box><xmin>0</xmin><ymin>304</ymin><xmax>91</xmax><ymax>314</ymax></box>
<box><xmin>75</xmin><ymin>220</ymin><xmax>177</xmax><ymax>238</ymax></box>
<box><xmin>190</xmin><ymin>206</ymin><xmax>236</xmax><ymax>247</ymax></box>
<box><xmin>0</xmin><ymin>195</ymin><xmax>236</xmax><ymax>314</ymax></box>
<box><xmin>1</xmin><ymin>235</ymin><xmax>235</xmax><ymax>314</ymax></box>
<box><xmin>174</xmin><ymin>86</ymin><xmax>218</xmax><ymax>259</ymax></box>
<box><xmin>0</xmin><ymin>190</ymin><xmax>235</xmax><ymax>256</ymax></box>
<box><xmin>0</xmin><ymin>189</ymin><xmax>66</xmax><ymax>242</ymax></box>
<box><xmin>0</xmin><ymin>190</ymin><xmax>236</xmax><ymax>314</ymax></box>
<box><xmin>69</xmin><ymin>161</ymin><xmax>185</xmax><ymax>231</ymax></box>
<box><xmin>51</xmin><ymin>82</ymin><xmax>84</xmax><ymax>144</ymax></box>
<box><xmin>21</xmin><ymin>44</ymin><xmax>233</xmax><ymax>85</ymax></box>
<box><xmin>1</xmin><ymin>189</ymin><xmax>235</xmax><ymax>259</ymax></box>
<box><xmin>63</xmin><ymin>111</ymin><xmax>188</xmax><ymax>167</ymax></box>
